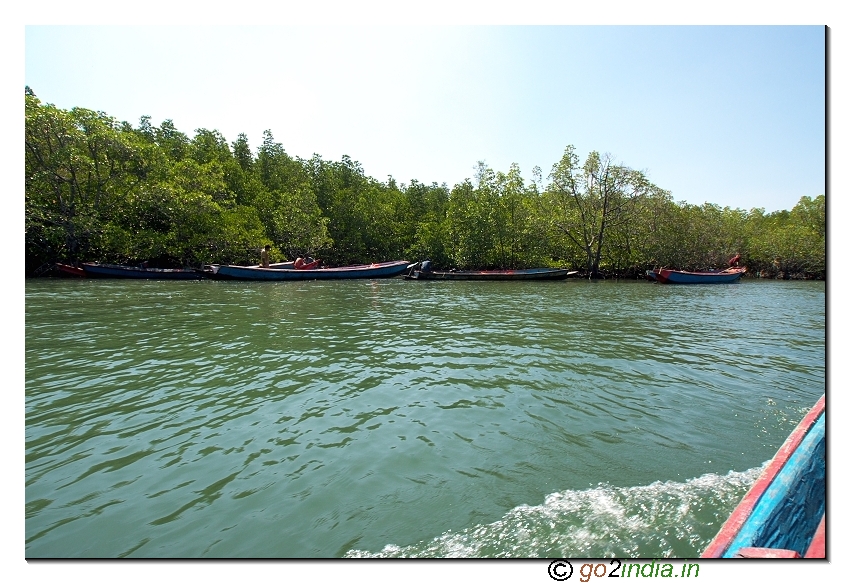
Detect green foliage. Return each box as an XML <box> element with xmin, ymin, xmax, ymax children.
<box><xmin>25</xmin><ymin>94</ymin><xmax>141</xmax><ymax>266</ymax></box>
<box><xmin>541</xmin><ymin>146</ymin><xmax>659</xmax><ymax>277</ymax></box>
<box><xmin>401</xmin><ymin>180</ymin><xmax>451</xmax><ymax>266</ymax></box>
<box><xmin>24</xmin><ymin>90</ymin><xmax>825</xmax><ymax>279</ymax></box>
<box><xmin>744</xmin><ymin>196</ymin><xmax>825</xmax><ymax>278</ymax></box>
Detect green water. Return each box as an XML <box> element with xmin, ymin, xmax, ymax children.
<box><xmin>24</xmin><ymin>278</ymin><xmax>825</xmax><ymax>557</ymax></box>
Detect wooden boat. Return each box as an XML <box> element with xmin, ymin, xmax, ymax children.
<box><xmin>405</xmin><ymin>261</ymin><xmax>577</xmax><ymax>281</ymax></box>
<box><xmin>209</xmin><ymin>260</ymin><xmax>412</xmax><ymax>281</ymax></box>
<box><xmin>54</xmin><ymin>263</ymin><xmax>85</xmax><ymax>277</ymax></box>
<box><xmin>81</xmin><ymin>262</ymin><xmax>204</xmax><ymax>280</ymax></box>
<box><xmin>701</xmin><ymin>394</ymin><xmax>825</xmax><ymax>559</ymax></box>
<box><xmin>652</xmin><ymin>267</ymin><xmax>746</xmax><ymax>284</ymax></box>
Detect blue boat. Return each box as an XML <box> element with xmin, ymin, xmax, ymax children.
<box><xmin>701</xmin><ymin>394</ymin><xmax>825</xmax><ymax>558</ymax></box>
<box><xmin>210</xmin><ymin>260</ymin><xmax>412</xmax><ymax>281</ymax></box>
<box><xmin>81</xmin><ymin>262</ymin><xmax>204</xmax><ymax>280</ymax></box>
<box><xmin>654</xmin><ymin>267</ymin><xmax>746</xmax><ymax>284</ymax></box>
<box><xmin>405</xmin><ymin>260</ymin><xmax>577</xmax><ymax>281</ymax></box>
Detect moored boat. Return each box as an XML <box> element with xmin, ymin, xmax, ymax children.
<box><xmin>81</xmin><ymin>262</ymin><xmax>204</xmax><ymax>280</ymax></box>
<box><xmin>405</xmin><ymin>261</ymin><xmax>577</xmax><ymax>281</ymax></box>
<box><xmin>54</xmin><ymin>263</ymin><xmax>86</xmax><ymax>277</ymax></box>
<box><xmin>209</xmin><ymin>260</ymin><xmax>411</xmax><ymax>281</ymax></box>
<box><xmin>653</xmin><ymin>267</ymin><xmax>746</xmax><ymax>284</ymax></box>
<box><xmin>701</xmin><ymin>394</ymin><xmax>825</xmax><ymax>559</ymax></box>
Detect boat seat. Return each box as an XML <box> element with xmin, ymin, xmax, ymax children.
<box><xmin>734</xmin><ymin>547</ymin><xmax>801</xmax><ymax>558</ymax></box>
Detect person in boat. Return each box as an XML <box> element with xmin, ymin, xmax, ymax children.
<box><xmin>260</xmin><ymin>245</ymin><xmax>271</xmax><ymax>268</ymax></box>
<box><xmin>294</xmin><ymin>256</ymin><xmax>305</xmax><ymax>269</ymax></box>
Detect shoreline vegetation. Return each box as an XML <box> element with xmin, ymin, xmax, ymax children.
<box><xmin>25</xmin><ymin>88</ymin><xmax>825</xmax><ymax>280</ymax></box>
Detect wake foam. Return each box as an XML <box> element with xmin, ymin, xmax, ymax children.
<box><xmin>345</xmin><ymin>466</ymin><xmax>763</xmax><ymax>558</ymax></box>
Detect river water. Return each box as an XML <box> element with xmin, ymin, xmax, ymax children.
<box><xmin>24</xmin><ymin>277</ymin><xmax>825</xmax><ymax>558</ymax></box>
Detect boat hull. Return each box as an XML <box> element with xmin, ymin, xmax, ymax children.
<box><xmin>81</xmin><ymin>263</ymin><xmax>204</xmax><ymax>280</ymax></box>
<box><xmin>701</xmin><ymin>394</ymin><xmax>825</xmax><ymax>559</ymax></box>
<box><xmin>55</xmin><ymin>263</ymin><xmax>86</xmax><ymax>277</ymax></box>
<box><xmin>406</xmin><ymin>268</ymin><xmax>577</xmax><ymax>281</ymax></box>
<box><xmin>211</xmin><ymin>260</ymin><xmax>411</xmax><ymax>281</ymax></box>
<box><xmin>654</xmin><ymin>267</ymin><xmax>745</xmax><ymax>284</ymax></box>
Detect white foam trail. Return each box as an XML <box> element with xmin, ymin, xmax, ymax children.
<box><xmin>345</xmin><ymin>466</ymin><xmax>764</xmax><ymax>558</ymax></box>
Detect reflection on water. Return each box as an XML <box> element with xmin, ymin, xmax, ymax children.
<box><xmin>25</xmin><ymin>278</ymin><xmax>824</xmax><ymax>557</ymax></box>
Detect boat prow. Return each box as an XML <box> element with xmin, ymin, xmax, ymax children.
<box><xmin>54</xmin><ymin>263</ymin><xmax>86</xmax><ymax>277</ymax></box>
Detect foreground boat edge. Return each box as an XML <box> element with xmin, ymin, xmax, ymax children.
<box><xmin>701</xmin><ymin>394</ymin><xmax>826</xmax><ymax>559</ymax></box>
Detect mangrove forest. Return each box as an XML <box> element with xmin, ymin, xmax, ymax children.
<box><xmin>25</xmin><ymin>88</ymin><xmax>825</xmax><ymax>279</ymax></box>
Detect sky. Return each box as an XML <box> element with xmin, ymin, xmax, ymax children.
<box><xmin>22</xmin><ymin>23</ymin><xmax>825</xmax><ymax>214</ymax></box>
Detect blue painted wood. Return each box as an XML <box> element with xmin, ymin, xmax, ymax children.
<box><xmin>212</xmin><ymin>260</ymin><xmax>412</xmax><ymax>281</ymax></box>
<box><xmin>723</xmin><ymin>412</ymin><xmax>826</xmax><ymax>557</ymax></box>
<box><xmin>656</xmin><ymin>268</ymin><xmax>745</xmax><ymax>284</ymax></box>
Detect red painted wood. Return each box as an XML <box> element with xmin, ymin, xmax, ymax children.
<box><xmin>55</xmin><ymin>263</ymin><xmax>85</xmax><ymax>277</ymax></box>
<box><xmin>803</xmin><ymin>515</ymin><xmax>826</xmax><ymax>558</ymax></box>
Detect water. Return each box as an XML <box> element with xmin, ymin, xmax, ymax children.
<box><xmin>24</xmin><ymin>278</ymin><xmax>825</xmax><ymax>558</ymax></box>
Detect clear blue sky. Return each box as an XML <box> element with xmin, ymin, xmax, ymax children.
<box><xmin>23</xmin><ymin>24</ymin><xmax>824</xmax><ymax>213</ymax></box>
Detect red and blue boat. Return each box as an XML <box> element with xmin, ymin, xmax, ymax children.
<box><xmin>701</xmin><ymin>394</ymin><xmax>825</xmax><ymax>558</ymax></box>
<box><xmin>651</xmin><ymin>267</ymin><xmax>746</xmax><ymax>284</ymax></box>
<box><xmin>209</xmin><ymin>260</ymin><xmax>412</xmax><ymax>281</ymax></box>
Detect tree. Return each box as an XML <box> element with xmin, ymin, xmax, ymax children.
<box><xmin>25</xmin><ymin>94</ymin><xmax>142</xmax><ymax>268</ymax></box>
<box><xmin>622</xmin><ymin>187</ymin><xmax>676</xmax><ymax>272</ymax></box>
<box><xmin>402</xmin><ymin>180</ymin><xmax>451</xmax><ymax>266</ymax></box>
<box><xmin>254</xmin><ymin>131</ymin><xmax>332</xmax><ymax>259</ymax></box>
<box><xmin>446</xmin><ymin>178</ymin><xmax>491</xmax><ymax>268</ymax></box>
<box><xmin>746</xmin><ymin>196</ymin><xmax>825</xmax><ymax>278</ymax></box>
<box><xmin>24</xmin><ymin>91</ymin><xmax>825</xmax><ymax>279</ymax></box>
<box><xmin>542</xmin><ymin>146</ymin><xmax>657</xmax><ymax>278</ymax></box>
<box><xmin>154</xmin><ymin>120</ymin><xmax>190</xmax><ymax>162</ymax></box>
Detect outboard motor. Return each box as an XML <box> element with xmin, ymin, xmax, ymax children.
<box><xmin>420</xmin><ymin>260</ymin><xmax>432</xmax><ymax>273</ymax></box>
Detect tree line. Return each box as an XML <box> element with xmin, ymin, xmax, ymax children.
<box><xmin>25</xmin><ymin>88</ymin><xmax>825</xmax><ymax>279</ymax></box>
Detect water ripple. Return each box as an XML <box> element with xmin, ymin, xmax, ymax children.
<box><xmin>26</xmin><ymin>278</ymin><xmax>824</xmax><ymax>557</ymax></box>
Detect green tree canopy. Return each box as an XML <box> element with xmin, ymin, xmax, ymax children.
<box><xmin>24</xmin><ymin>89</ymin><xmax>825</xmax><ymax>279</ymax></box>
